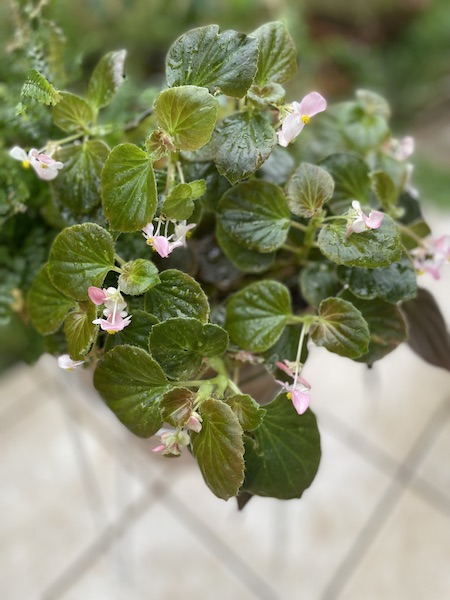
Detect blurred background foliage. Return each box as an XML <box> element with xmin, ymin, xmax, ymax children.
<box><xmin>0</xmin><ymin>0</ymin><xmax>449</xmax><ymax>370</ymax></box>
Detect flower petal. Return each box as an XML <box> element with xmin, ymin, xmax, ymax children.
<box><xmin>9</xmin><ymin>146</ymin><xmax>28</xmax><ymax>162</ymax></box>
<box><xmin>281</xmin><ymin>113</ymin><xmax>304</xmax><ymax>145</ymax></box>
<box><xmin>291</xmin><ymin>389</ymin><xmax>310</xmax><ymax>415</ymax></box>
<box><xmin>298</xmin><ymin>92</ymin><xmax>327</xmax><ymax>118</ymax></box>
<box><xmin>364</xmin><ymin>210</ymin><xmax>384</xmax><ymax>230</ymax></box>
<box><xmin>88</xmin><ymin>286</ymin><xmax>107</xmax><ymax>305</ymax></box>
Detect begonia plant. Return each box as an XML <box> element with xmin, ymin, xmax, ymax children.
<box><xmin>2</xmin><ymin>9</ymin><xmax>450</xmax><ymax>505</ymax></box>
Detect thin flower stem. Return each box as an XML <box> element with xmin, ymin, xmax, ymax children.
<box><xmin>114</xmin><ymin>254</ymin><xmax>126</xmax><ymax>267</ymax></box>
<box><xmin>282</xmin><ymin>243</ymin><xmax>303</xmax><ymax>254</ymax></box>
<box><xmin>176</xmin><ymin>161</ymin><xmax>185</xmax><ymax>184</ymax></box>
<box><xmin>289</xmin><ymin>220</ymin><xmax>308</xmax><ymax>232</ymax></box>
<box><xmin>293</xmin><ymin>323</ymin><xmax>309</xmax><ymax>388</ymax></box>
<box><xmin>396</xmin><ymin>222</ymin><xmax>425</xmax><ymax>247</ymax></box>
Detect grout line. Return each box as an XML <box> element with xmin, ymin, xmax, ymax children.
<box><xmin>319</xmin><ymin>399</ymin><xmax>450</xmax><ymax>600</ymax></box>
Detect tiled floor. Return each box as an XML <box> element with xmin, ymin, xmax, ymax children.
<box><xmin>1</xmin><ymin>207</ymin><xmax>450</xmax><ymax>600</ymax></box>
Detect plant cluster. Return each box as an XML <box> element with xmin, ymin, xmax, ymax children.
<box><xmin>2</xmin><ymin>11</ymin><xmax>449</xmax><ymax>504</ymax></box>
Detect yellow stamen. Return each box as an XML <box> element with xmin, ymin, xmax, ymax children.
<box><xmin>286</xmin><ymin>392</ymin><xmax>293</xmax><ymax>400</ymax></box>
<box><xmin>107</xmin><ymin>329</ymin><xmax>117</xmax><ymax>335</ymax></box>
<box><xmin>22</xmin><ymin>160</ymin><xmax>30</xmax><ymax>169</ymax></box>
<box><xmin>301</xmin><ymin>115</ymin><xmax>310</xmax><ymax>125</ymax></box>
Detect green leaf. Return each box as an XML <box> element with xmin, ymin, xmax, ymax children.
<box><xmin>321</xmin><ymin>153</ymin><xmax>371</xmax><ymax>214</ymax></box>
<box><xmin>371</xmin><ymin>170</ymin><xmax>399</xmax><ymax>214</ymax></box>
<box><xmin>217</xmin><ymin>180</ymin><xmax>289</xmax><ymax>252</ymax></box>
<box><xmin>343</xmin><ymin>294</ymin><xmax>407</xmax><ymax>365</ymax></box>
<box><xmin>166</xmin><ymin>25</ymin><xmax>258</xmax><ymax>98</ymax></box>
<box><xmin>286</xmin><ymin>163</ymin><xmax>335</xmax><ymax>218</ymax></box>
<box><xmin>299</xmin><ymin>262</ymin><xmax>341</xmax><ymax>308</ymax></box>
<box><xmin>311</xmin><ymin>297</ymin><xmax>370</xmax><ymax>358</ymax></box>
<box><xmin>48</xmin><ymin>223</ymin><xmax>115</xmax><ymax>301</ymax></box>
<box><xmin>262</xmin><ymin>324</ymin><xmax>308</xmax><ymax>369</ymax></box>
<box><xmin>191</xmin><ymin>398</ymin><xmax>244</xmax><ymax>500</ymax></box>
<box><xmin>51</xmin><ymin>140</ymin><xmax>109</xmax><ymax>214</ymax></box>
<box><xmin>225</xmin><ymin>394</ymin><xmax>266</xmax><ymax>431</ymax></box>
<box><xmin>27</xmin><ymin>265</ymin><xmax>76</xmax><ymax>335</ymax></box>
<box><xmin>102</xmin><ymin>143</ymin><xmax>157</xmax><ymax>232</ymax></box>
<box><xmin>318</xmin><ymin>213</ymin><xmax>402</xmax><ymax>268</ymax></box>
<box><xmin>104</xmin><ymin>309</ymin><xmax>158</xmax><ymax>352</ymax></box>
<box><xmin>118</xmin><ymin>259</ymin><xmax>160</xmax><ymax>296</ymax></box>
<box><xmin>93</xmin><ymin>345</ymin><xmax>169</xmax><ymax>437</ymax></box>
<box><xmin>247</xmin><ymin>82</ymin><xmax>285</xmax><ymax>107</ymax></box>
<box><xmin>162</xmin><ymin>180</ymin><xmax>206</xmax><ymax>220</ymax></box>
<box><xmin>252</xmin><ymin>21</ymin><xmax>297</xmax><ymax>86</ymax></box>
<box><xmin>243</xmin><ymin>394</ymin><xmax>321</xmax><ymax>499</ymax></box>
<box><xmin>52</xmin><ymin>92</ymin><xmax>94</xmax><ymax>133</ymax></box>
<box><xmin>64</xmin><ymin>301</ymin><xmax>97</xmax><ymax>360</ymax></box>
<box><xmin>212</xmin><ymin>111</ymin><xmax>277</xmax><ymax>184</ymax></box>
<box><xmin>20</xmin><ymin>69</ymin><xmax>62</xmax><ymax>106</ymax></box>
<box><xmin>160</xmin><ymin>387</ymin><xmax>196</xmax><ymax>428</ymax></box>
<box><xmin>149</xmin><ymin>317</ymin><xmax>228</xmax><ymax>379</ymax></box>
<box><xmin>216</xmin><ymin>220</ymin><xmax>276</xmax><ymax>273</ymax></box>
<box><xmin>226</xmin><ymin>280</ymin><xmax>292</xmax><ymax>352</ymax></box>
<box><xmin>337</xmin><ymin>255</ymin><xmax>417</xmax><ymax>304</ymax></box>
<box><xmin>144</xmin><ymin>269</ymin><xmax>209</xmax><ymax>323</ymax></box>
<box><xmin>86</xmin><ymin>50</ymin><xmax>126</xmax><ymax>110</ymax></box>
<box><xmin>154</xmin><ymin>86</ymin><xmax>218</xmax><ymax>151</ymax></box>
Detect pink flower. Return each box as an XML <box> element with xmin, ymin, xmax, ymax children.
<box><xmin>275</xmin><ymin>360</ymin><xmax>311</xmax><ymax>415</ymax></box>
<box><xmin>87</xmin><ymin>286</ymin><xmax>108</xmax><ymax>305</ymax></box>
<box><xmin>412</xmin><ymin>235</ymin><xmax>450</xmax><ymax>280</ymax></box>
<box><xmin>57</xmin><ymin>355</ymin><xmax>84</xmax><ymax>370</ymax></box>
<box><xmin>186</xmin><ymin>411</ymin><xmax>202</xmax><ymax>433</ymax></box>
<box><xmin>346</xmin><ymin>200</ymin><xmax>384</xmax><ymax>236</ymax></box>
<box><xmin>152</xmin><ymin>430</ymin><xmax>190</xmax><ymax>456</ymax></box>
<box><xmin>142</xmin><ymin>221</ymin><xmax>196</xmax><ymax>258</ymax></box>
<box><xmin>9</xmin><ymin>146</ymin><xmax>64</xmax><ymax>180</ymax></box>
<box><xmin>383</xmin><ymin>136</ymin><xmax>415</xmax><ymax>161</ymax></box>
<box><xmin>88</xmin><ymin>286</ymin><xmax>131</xmax><ymax>334</ymax></box>
<box><xmin>93</xmin><ymin>312</ymin><xmax>132</xmax><ymax>333</ymax></box>
<box><xmin>277</xmin><ymin>92</ymin><xmax>327</xmax><ymax>147</ymax></box>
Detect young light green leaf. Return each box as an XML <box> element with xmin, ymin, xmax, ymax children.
<box><xmin>166</xmin><ymin>25</ymin><xmax>258</xmax><ymax>98</ymax></box>
<box><xmin>48</xmin><ymin>223</ymin><xmax>115</xmax><ymax>301</ymax></box>
<box><xmin>243</xmin><ymin>394</ymin><xmax>321</xmax><ymax>499</ymax></box>
<box><xmin>154</xmin><ymin>86</ymin><xmax>218</xmax><ymax>151</ymax></box>
<box><xmin>321</xmin><ymin>153</ymin><xmax>371</xmax><ymax>214</ymax></box>
<box><xmin>318</xmin><ymin>213</ymin><xmax>402</xmax><ymax>268</ymax></box>
<box><xmin>93</xmin><ymin>345</ymin><xmax>170</xmax><ymax>437</ymax></box>
<box><xmin>225</xmin><ymin>394</ymin><xmax>266</xmax><ymax>432</ymax></box>
<box><xmin>310</xmin><ymin>297</ymin><xmax>370</xmax><ymax>358</ymax></box>
<box><xmin>191</xmin><ymin>398</ymin><xmax>245</xmax><ymax>500</ymax></box>
<box><xmin>247</xmin><ymin>82</ymin><xmax>286</xmax><ymax>107</ymax></box>
<box><xmin>149</xmin><ymin>317</ymin><xmax>228</xmax><ymax>379</ymax></box>
<box><xmin>286</xmin><ymin>163</ymin><xmax>335</xmax><ymax>218</ymax></box>
<box><xmin>64</xmin><ymin>301</ymin><xmax>97</xmax><ymax>360</ymax></box>
<box><xmin>52</xmin><ymin>92</ymin><xmax>94</xmax><ymax>133</ymax></box>
<box><xmin>212</xmin><ymin>111</ymin><xmax>277</xmax><ymax>184</ymax></box>
<box><xmin>252</xmin><ymin>21</ymin><xmax>297</xmax><ymax>86</ymax></box>
<box><xmin>217</xmin><ymin>180</ymin><xmax>290</xmax><ymax>252</ymax></box>
<box><xmin>51</xmin><ymin>140</ymin><xmax>109</xmax><ymax>214</ymax></box>
<box><xmin>371</xmin><ymin>170</ymin><xmax>399</xmax><ymax>214</ymax></box>
<box><xmin>162</xmin><ymin>180</ymin><xmax>206</xmax><ymax>220</ymax></box>
<box><xmin>102</xmin><ymin>143</ymin><xmax>157</xmax><ymax>232</ymax></box>
<box><xmin>20</xmin><ymin>69</ymin><xmax>62</xmax><ymax>106</ymax></box>
<box><xmin>216</xmin><ymin>221</ymin><xmax>276</xmax><ymax>273</ymax></box>
<box><xmin>226</xmin><ymin>280</ymin><xmax>292</xmax><ymax>352</ymax></box>
<box><xmin>28</xmin><ymin>265</ymin><xmax>76</xmax><ymax>335</ymax></box>
<box><xmin>118</xmin><ymin>259</ymin><xmax>160</xmax><ymax>296</ymax></box>
<box><xmin>86</xmin><ymin>50</ymin><xmax>126</xmax><ymax>110</ymax></box>
<box><xmin>144</xmin><ymin>269</ymin><xmax>209</xmax><ymax>323</ymax></box>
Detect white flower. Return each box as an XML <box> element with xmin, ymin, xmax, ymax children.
<box><xmin>9</xmin><ymin>146</ymin><xmax>64</xmax><ymax>181</ymax></box>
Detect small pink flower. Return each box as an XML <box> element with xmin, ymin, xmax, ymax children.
<box><xmin>412</xmin><ymin>235</ymin><xmax>450</xmax><ymax>280</ymax></box>
<box><xmin>275</xmin><ymin>360</ymin><xmax>311</xmax><ymax>415</ymax></box>
<box><xmin>88</xmin><ymin>286</ymin><xmax>108</xmax><ymax>305</ymax></box>
<box><xmin>186</xmin><ymin>411</ymin><xmax>202</xmax><ymax>433</ymax></box>
<box><xmin>277</xmin><ymin>92</ymin><xmax>327</xmax><ymax>147</ymax></box>
<box><xmin>384</xmin><ymin>136</ymin><xmax>415</xmax><ymax>161</ymax></box>
<box><xmin>9</xmin><ymin>146</ymin><xmax>64</xmax><ymax>180</ymax></box>
<box><xmin>346</xmin><ymin>200</ymin><xmax>384</xmax><ymax>236</ymax></box>
<box><xmin>93</xmin><ymin>312</ymin><xmax>132</xmax><ymax>333</ymax></box>
<box><xmin>152</xmin><ymin>430</ymin><xmax>190</xmax><ymax>456</ymax></box>
<box><xmin>142</xmin><ymin>221</ymin><xmax>196</xmax><ymax>258</ymax></box>
<box><xmin>57</xmin><ymin>355</ymin><xmax>84</xmax><ymax>370</ymax></box>
<box><xmin>88</xmin><ymin>286</ymin><xmax>131</xmax><ymax>334</ymax></box>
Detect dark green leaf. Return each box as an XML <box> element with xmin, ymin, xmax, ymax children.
<box><xmin>166</xmin><ymin>25</ymin><xmax>258</xmax><ymax>98</ymax></box>
<box><xmin>86</xmin><ymin>50</ymin><xmax>126</xmax><ymax>110</ymax></box>
<box><xmin>247</xmin><ymin>82</ymin><xmax>285</xmax><ymax>107</ymax></box>
<box><xmin>118</xmin><ymin>259</ymin><xmax>160</xmax><ymax>296</ymax></box>
<box><xmin>318</xmin><ymin>213</ymin><xmax>402</xmax><ymax>268</ymax></box>
<box><xmin>311</xmin><ymin>297</ymin><xmax>370</xmax><ymax>358</ymax></box>
<box><xmin>252</xmin><ymin>21</ymin><xmax>297</xmax><ymax>85</ymax></box>
<box><xmin>52</xmin><ymin>140</ymin><xmax>109</xmax><ymax>214</ymax></box>
<box><xmin>243</xmin><ymin>394</ymin><xmax>321</xmax><ymax>499</ymax></box>
<box><xmin>144</xmin><ymin>269</ymin><xmax>209</xmax><ymax>323</ymax></box>
<box><xmin>217</xmin><ymin>180</ymin><xmax>289</xmax><ymax>252</ymax></box>
<box><xmin>191</xmin><ymin>398</ymin><xmax>245</xmax><ymax>500</ymax></box>
<box><xmin>286</xmin><ymin>163</ymin><xmax>334</xmax><ymax>218</ymax></box>
<box><xmin>321</xmin><ymin>153</ymin><xmax>371</xmax><ymax>214</ymax></box>
<box><xmin>225</xmin><ymin>394</ymin><xmax>266</xmax><ymax>431</ymax></box>
<box><xmin>149</xmin><ymin>317</ymin><xmax>228</xmax><ymax>379</ymax></box>
<box><xmin>27</xmin><ymin>265</ymin><xmax>76</xmax><ymax>335</ymax></box>
<box><xmin>48</xmin><ymin>223</ymin><xmax>115</xmax><ymax>301</ymax></box>
<box><xmin>64</xmin><ymin>301</ymin><xmax>97</xmax><ymax>360</ymax></box>
<box><xmin>102</xmin><ymin>143</ymin><xmax>157</xmax><ymax>232</ymax></box>
<box><xmin>226</xmin><ymin>280</ymin><xmax>292</xmax><ymax>352</ymax></box>
<box><xmin>299</xmin><ymin>262</ymin><xmax>341</xmax><ymax>307</ymax></box>
<box><xmin>212</xmin><ymin>111</ymin><xmax>277</xmax><ymax>184</ymax></box>
<box><xmin>216</xmin><ymin>221</ymin><xmax>275</xmax><ymax>273</ymax></box>
<box><xmin>52</xmin><ymin>92</ymin><xmax>94</xmax><ymax>133</ymax></box>
<box><xmin>154</xmin><ymin>86</ymin><xmax>218</xmax><ymax>151</ymax></box>
<box><xmin>93</xmin><ymin>345</ymin><xmax>170</xmax><ymax>437</ymax></box>
<box><xmin>104</xmin><ymin>309</ymin><xmax>157</xmax><ymax>352</ymax></box>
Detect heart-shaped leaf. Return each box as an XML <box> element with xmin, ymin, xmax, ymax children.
<box><xmin>286</xmin><ymin>163</ymin><xmax>335</xmax><ymax>218</ymax></box>
<box><xmin>162</xmin><ymin>180</ymin><xmax>206</xmax><ymax>220</ymax></box>
<box><xmin>48</xmin><ymin>223</ymin><xmax>115</xmax><ymax>301</ymax></box>
<box><xmin>191</xmin><ymin>398</ymin><xmax>245</xmax><ymax>500</ymax></box>
<box><xmin>243</xmin><ymin>394</ymin><xmax>321</xmax><ymax>499</ymax></box>
<box><xmin>166</xmin><ymin>25</ymin><xmax>258</xmax><ymax>98</ymax></box>
<box><xmin>102</xmin><ymin>143</ymin><xmax>157</xmax><ymax>232</ymax></box>
<box><xmin>52</xmin><ymin>92</ymin><xmax>94</xmax><ymax>133</ymax></box>
<box><xmin>118</xmin><ymin>259</ymin><xmax>159</xmax><ymax>296</ymax></box>
<box><xmin>93</xmin><ymin>345</ymin><xmax>170</xmax><ymax>437</ymax></box>
<box><xmin>311</xmin><ymin>297</ymin><xmax>370</xmax><ymax>358</ymax></box>
<box><xmin>226</xmin><ymin>280</ymin><xmax>292</xmax><ymax>352</ymax></box>
<box><xmin>86</xmin><ymin>50</ymin><xmax>126</xmax><ymax>110</ymax></box>
<box><xmin>64</xmin><ymin>301</ymin><xmax>97</xmax><ymax>360</ymax></box>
